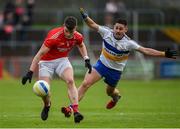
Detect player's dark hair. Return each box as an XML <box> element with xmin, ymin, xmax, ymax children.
<box><xmin>64</xmin><ymin>16</ymin><xmax>77</xmax><ymax>31</ymax></box>
<box><xmin>114</xmin><ymin>18</ymin><xmax>127</xmax><ymax>26</ymax></box>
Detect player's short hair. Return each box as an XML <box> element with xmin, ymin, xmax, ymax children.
<box><xmin>114</xmin><ymin>18</ymin><xmax>127</xmax><ymax>26</ymax></box>
<box><xmin>64</xmin><ymin>16</ymin><xmax>77</xmax><ymax>31</ymax></box>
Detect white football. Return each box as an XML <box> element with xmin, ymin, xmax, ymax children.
<box><xmin>33</xmin><ymin>80</ymin><xmax>50</xmax><ymax>97</ymax></box>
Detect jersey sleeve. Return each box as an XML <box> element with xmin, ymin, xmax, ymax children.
<box><xmin>128</xmin><ymin>40</ymin><xmax>141</xmax><ymax>50</ymax></box>
<box><xmin>43</xmin><ymin>39</ymin><xmax>57</xmax><ymax>49</ymax></box>
<box><xmin>76</xmin><ymin>33</ymin><xmax>84</xmax><ymax>45</ymax></box>
<box><xmin>98</xmin><ymin>26</ymin><xmax>111</xmax><ymax>38</ymax></box>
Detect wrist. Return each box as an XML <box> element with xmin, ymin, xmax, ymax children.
<box><xmin>84</xmin><ymin>56</ymin><xmax>89</xmax><ymax>60</ymax></box>
<box><xmin>82</xmin><ymin>13</ymin><xmax>88</xmax><ymax>20</ymax></box>
<box><xmin>162</xmin><ymin>51</ymin><xmax>165</xmax><ymax>57</ymax></box>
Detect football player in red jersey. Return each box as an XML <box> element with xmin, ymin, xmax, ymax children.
<box><xmin>22</xmin><ymin>16</ymin><xmax>92</xmax><ymax>123</ymax></box>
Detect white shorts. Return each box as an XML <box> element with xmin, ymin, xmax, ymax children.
<box><xmin>38</xmin><ymin>57</ymin><xmax>72</xmax><ymax>79</ymax></box>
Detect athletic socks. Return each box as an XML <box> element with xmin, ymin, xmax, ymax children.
<box><xmin>70</xmin><ymin>104</ymin><xmax>79</xmax><ymax>113</ymax></box>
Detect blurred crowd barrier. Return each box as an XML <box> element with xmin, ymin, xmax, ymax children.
<box><xmin>0</xmin><ymin>57</ymin><xmax>179</xmax><ymax>80</ymax></box>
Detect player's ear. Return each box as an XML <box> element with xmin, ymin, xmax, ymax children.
<box><xmin>74</xmin><ymin>26</ymin><xmax>77</xmax><ymax>30</ymax></box>
<box><xmin>125</xmin><ymin>25</ymin><xmax>128</xmax><ymax>32</ymax></box>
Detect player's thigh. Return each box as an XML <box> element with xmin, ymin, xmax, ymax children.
<box><xmin>60</xmin><ymin>67</ymin><xmax>74</xmax><ymax>83</ymax></box>
<box><xmin>55</xmin><ymin>58</ymin><xmax>73</xmax><ymax>80</ymax></box>
<box><xmin>83</xmin><ymin>68</ymin><xmax>102</xmax><ymax>86</ymax></box>
<box><xmin>39</xmin><ymin>62</ymin><xmax>54</xmax><ymax>79</ymax></box>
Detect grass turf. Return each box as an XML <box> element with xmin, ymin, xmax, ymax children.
<box><xmin>0</xmin><ymin>79</ymin><xmax>180</xmax><ymax>128</ymax></box>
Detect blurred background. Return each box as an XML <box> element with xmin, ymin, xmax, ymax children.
<box><xmin>0</xmin><ymin>0</ymin><xmax>179</xmax><ymax>80</ymax></box>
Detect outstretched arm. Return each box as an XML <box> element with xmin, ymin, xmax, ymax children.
<box><xmin>138</xmin><ymin>47</ymin><xmax>178</xmax><ymax>59</ymax></box>
<box><xmin>79</xmin><ymin>8</ymin><xmax>99</xmax><ymax>31</ymax></box>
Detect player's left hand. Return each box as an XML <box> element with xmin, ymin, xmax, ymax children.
<box><xmin>165</xmin><ymin>48</ymin><xmax>178</xmax><ymax>59</ymax></box>
<box><xmin>79</xmin><ymin>7</ymin><xmax>88</xmax><ymax>20</ymax></box>
<box><xmin>22</xmin><ymin>71</ymin><xmax>33</xmax><ymax>85</ymax></box>
<box><xmin>85</xmin><ymin>59</ymin><xmax>92</xmax><ymax>73</ymax></box>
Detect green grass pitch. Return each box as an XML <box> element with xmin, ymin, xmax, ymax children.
<box><xmin>0</xmin><ymin>79</ymin><xmax>180</xmax><ymax>128</ymax></box>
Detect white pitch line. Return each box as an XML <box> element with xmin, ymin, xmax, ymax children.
<box><xmin>84</xmin><ymin>112</ymin><xmax>179</xmax><ymax>116</ymax></box>
<box><xmin>0</xmin><ymin>112</ymin><xmax>179</xmax><ymax>118</ymax></box>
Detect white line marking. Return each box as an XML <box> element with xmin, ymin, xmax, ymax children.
<box><xmin>0</xmin><ymin>112</ymin><xmax>179</xmax><ymax>118</ymax></box>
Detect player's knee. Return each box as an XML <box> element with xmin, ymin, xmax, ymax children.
<box><xmin>65</xmin><ymin>78</ymin><xmax>75</xmax><ymax>86</ymax></box>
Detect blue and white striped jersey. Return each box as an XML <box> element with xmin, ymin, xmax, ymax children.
<box><xmin>98</xmin><ymin>26</ymin><xmax>141</xmax><ymax>71</ymax></box>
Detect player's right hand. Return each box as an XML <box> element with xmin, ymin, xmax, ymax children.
<box><xmin>85</xmin><ymin>59</ymin><xmax>92</xmax><ymax>74</ymax></box>
<box><xmin>22</xmin><ymin>71</ymin><xmax>33</xmax><ymax>85</ymax></box>
<box><xmin>165</xmin><ymin>48</ymin><xmax>178</xmax><ymax>59</ymax></box>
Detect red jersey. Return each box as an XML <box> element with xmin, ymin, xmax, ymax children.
<box><xmin>41</xmin><ymin>27</ymin><xmax>83</xmax><ymax>61</ymax></box>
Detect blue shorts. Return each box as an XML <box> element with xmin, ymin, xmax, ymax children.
<box><xmin>93</xmin><ymin>60</ymin><xmax>121</xmax><ymax>87</ymax></box>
